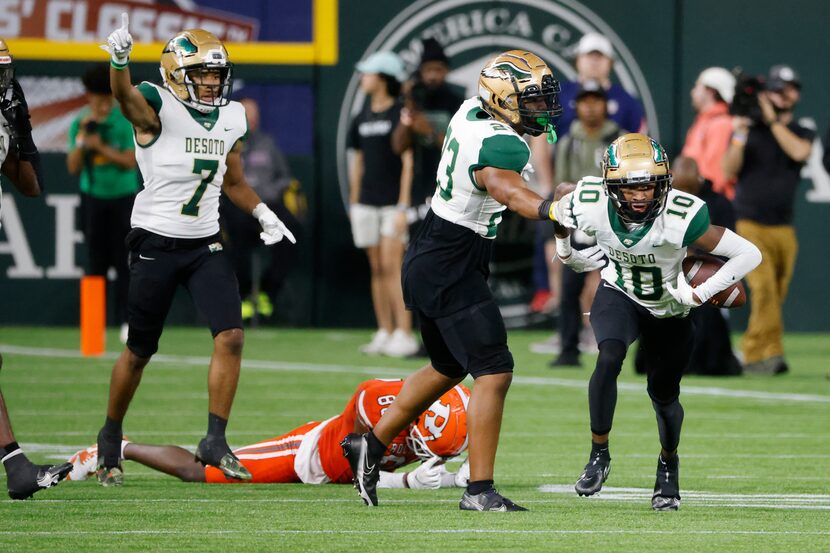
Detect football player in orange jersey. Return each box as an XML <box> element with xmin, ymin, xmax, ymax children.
<box><xmin>66</xmin><ymin>379</ymin><xmax>470</xmax><ymax>488</ymax></box>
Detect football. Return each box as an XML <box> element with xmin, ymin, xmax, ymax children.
<box><xmin>682</xmin><ymin>255</ymin><xmax>747</xmax><ymax>308</ymax></box>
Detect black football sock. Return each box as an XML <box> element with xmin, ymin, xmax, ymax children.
<box><xmin>207</xmin><ymin>413</ymin><xmax>228</xmax><ymax>441</ymax></box>
<box><xmin>1</xmin><ymin>442</ymin><xmax>29</xmax><ymax>472</ymax></box>
<box><xmin>652</xmin><ymin>399</ymin><xmax>684</xmax><ymax>454</ymax></box>
<box><xmin>98</xmin><ymin>417</ymin><xmax>123</xmax><ymax>468</ymax></box>
<box><xmin>102</xmin><ymin>416</ymin><xmax>122</xmax><ymax>439</ymax></box>
<box><xmin>365</xmin><ymin>431</ymin><xmax>386</xmax><ymax>461</ymax></box>
<box><xmin>467</xmin><ymin>479</ymin><xmax>495</xmax><ymax>495</ymax></box>
<box><xmin>591</xmin><ymin>440</ymin><xmax>610</xmax><ymax>459</ymax></box>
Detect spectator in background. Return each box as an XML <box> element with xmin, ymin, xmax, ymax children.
<box><xmin>635</xmin><ymin>157</ymin><xmax>741</xmax><ymax>376</ymax></box>
<box><xmin>535</xmin><ymin>81</ymin><xmax>625</xmax><ymax>367</ymax></box>
<box><xmin>348</xmin><ymin>51</ymin><xmax>417</xmax><ymax>357</ymax></box>
<box><xmin>722</xmin><ymin>65</ymin><xmax>814</xmax><ymax>375</ymax></box>
<box><xmin>528</xmin><ymin>32</ymin><xmax>645</xmax><ymax>314</ymax></box>
<box><xmin>682</xmin><ymin>67</ymin><xmax>736</xmax><ymax>199</ymax></box>
<box><xmin>67</xmin><ymin>64</ymin><xmax>138</xmax><ymax>344</ymax></box>
<box><xmin>392</xmin><ymin>38</ymin><xmax>465</xmax><ymax>231</ymax></box>
<box><xmin>220</xmin><ymin>97</ymin><xmax>302</xmax><ymax>322</ymax></box>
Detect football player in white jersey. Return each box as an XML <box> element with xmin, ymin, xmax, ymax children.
<box><xmin>554</xmin><ymin>133</ymin><xmax>761</xmax><ymax>510</ymax></box>
<box><xmin>95</xmin><ymin>15</ymin><xmax>295</xmax><ymax>486</ymax></box>
<box><xmin>344</xmin><ymin>51</ymin><xmax>569</xmax><ymax>512</ymax></box>
<box><xmin>0</xmin><ymin>40</ymin><xmax>72</xmax><ymax>500</ymax></box>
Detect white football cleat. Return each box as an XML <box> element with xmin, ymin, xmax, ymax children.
<box><xmin>382</xmin><ymin>329</ymin><xmax>419</xmax><ymax>358</ymax></box>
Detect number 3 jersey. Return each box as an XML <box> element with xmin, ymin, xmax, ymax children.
<box><xmin>431</xmin><ymin>97</ymin><xmax>532</xmax><ymax>238</ymax></box>
<box><xmin>131</xmin><ymin>82</ymin><xmax>247</xmax><ymax>239</ymax></box>
<box><xmin>558</xmin><ymin>176</ymin><xmax>710</xmax><ymax>318</ymax></box>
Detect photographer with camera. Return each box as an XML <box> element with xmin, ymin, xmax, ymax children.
<box><xmin>67</xmin><ymin>64</ymin><xmax>138</xmax><ymax>343</ymax></box>
<box><xmin>722</xmin><ymin>65</ymin><xmax>814</xmax><ymax>375</ymax></box>
<box><xmin>392</xmin><ymin>39</ymin><xmax>465</xmax><ymax>228</ymax></box>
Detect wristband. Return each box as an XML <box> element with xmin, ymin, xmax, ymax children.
<box><xmin>110</xmin><ymin>59</ymin><xmax>129</xmax><ymax>70</ymax></box>
<box><xmin>731</xmin><ymin>133</ymin><xmax>747</xmax><ymax>146</ymax></box>
<box><xmin>538</xmin><ymin>199</ymin><xmax>557</xmax><ymax>221</ymax></box>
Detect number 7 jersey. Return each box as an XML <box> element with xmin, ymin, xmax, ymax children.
<box><xmin>131</xmin><ymin>82</ymin><xmax>248</xmax><ymax>239</ymax></box>
<box><xmin>561</xmin><ymin>176</ymin><xmax>710</xmax><ymax>318</ymax></box>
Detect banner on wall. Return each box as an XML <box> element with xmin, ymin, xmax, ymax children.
<box><xmin>1</xmin><ymin>0</ymin><xmax>338</xmax><ymax>64</ymax></box>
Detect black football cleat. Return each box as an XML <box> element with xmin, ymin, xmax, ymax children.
<box><xmin>7</xmin><ymin>460</ymin><xmax>73</xmax><ymax>500</ymax></box>
<box><xmin>652</xmin><ymin>454</ymin><xmax>681</xmax><ymax>511</ymax></box>
<box><xmin>459</xmin><ymin>488</ymin><xmax>528</xmax><ymax>512</ymax></box>
<box><xmin>341</xmin><ymin>433</ymin><xmax>380</xmax><ymax>507</ymax></box>
<box><xmin>195</xmin><ymin>437</ymin><xmax>252</xmax><ymax>481</ymax></box>
<box><xmin>96</xmin><ymin>427</ymin><xmax>125</xmax><ymax>487</ymax></box>
<box><xmin>575</xmin><ymin>451</ymin><xmax>611</xmax><ymax>496</ymax></box>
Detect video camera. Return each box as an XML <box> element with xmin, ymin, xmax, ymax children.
<box><xmin>730</xmin><ymin>69</ymin><xmax>765</xmax><ymax>122</ymax></box>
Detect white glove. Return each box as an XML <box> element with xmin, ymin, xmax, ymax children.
<box><xmin>666</xmin><ymin>273</ymin><xmax>702</xmax><ymax>307</ymax></box>
<box><xmin>556</xmin><ymin>242</ymin><xmax>606</xmax><ymax>273</ymax></box>
<box><xmin>405</xmin><ymin>456</ymin><xmax>442</xmax><ymax>489</ymax></box>
<box><xmin>553</xmin><ymin>195</ymin><xmax>577</xmax><ymax>228</ymax></box>
<box><xmin>453</xmin><ymin>457</ymin><xmax>470</xmax><ymax>488</ymax></box>
<box><xmin>101</xmin><ymin>13</ymin><xmax>133</xmax><ymax>65</ymax></box>
<box><xmin>253</xmin><ymin>203</ymin><xmax>296</xmax><ymax>245</ymax></box>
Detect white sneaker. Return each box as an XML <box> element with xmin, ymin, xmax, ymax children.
<box><xmin>383</xmin><ymin>329</ymin><xmax>419</xmax><ymax>358</ymax></box>
<box><xmin>530</xmin><ymin>334</ymin><xmax>561</xmax><ymax>355</ymax></box>
<box><xmin>578</xmin><ymin>326</ymin><xmax>598</xmax><ymax>352</ymax></box>
<box><xmin>360</xmin><ymin>329</ymin><xmax>391</xmax><ymax>355</ymax></box>
<box><xmin>119</xmin><ymin>323</ymin><xmax>129</xmax><ymax>345</ymax></box>
<box><xmin>66</xmin><ymin>444</ymin><xmax>98</xmax><ymax>481</ymax></box>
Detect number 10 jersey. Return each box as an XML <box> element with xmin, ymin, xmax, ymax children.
<box><xmin>561</xmin><ymin>176</ymin><xmax>710</xmax><ymax>318</ymax></box>
<box><xmin>131</xmin><ymin>82</ymin><xmax>248</xmax><ymax>239</ymax></box>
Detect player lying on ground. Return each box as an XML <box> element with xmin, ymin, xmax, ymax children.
<box><xmin>553</xmin><ymin>133</ymin><xmax>761</xmax><ymax>510</ymax></box>
<box><xmin>67</xmin><ymin>379</ymin><xmax>470</xmax><ymax>488</ymax></box>
<box><xmin>0</xmin><ymin>41</ymin><xmax>71</xmax><ymax>500</ymax></box>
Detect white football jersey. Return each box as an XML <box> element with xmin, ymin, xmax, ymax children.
<box><xmin>131</xmin><ymin>82</ymin><xmax>247</xmax><ymax>239</ymax></box>
<box><xmin>559</xmin><ymin>176</ymin><xmax>710</xmax><ymax>318</ymax></box>
<box><xmin>431</xmin><ymin>97</ymin><xmax>532</xmax><ymax>238</ymax></box>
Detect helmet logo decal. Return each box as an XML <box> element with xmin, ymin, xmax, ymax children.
<box><xmin>606</xmin><ymin>143</ymin><xmax>620</xmax><ymax>168</ymax></box>
<box><xmin>482</xmin><ymin>61</ymin><xmax>531</xmax><ymax>81</ymax></box>
<box><xmin>171</xmin><ymin>36</ymin><xmax>198</xmax><ymax>55</ymax></box>
<box><xmin>651</xmin><ymin>139</ymin><xmax>666</xmax><ymax>163</ymax></box>
<box><xmin>422</xmin><ymin>400</ymin><xmax>450</xmax><ymax>439</ymax></box>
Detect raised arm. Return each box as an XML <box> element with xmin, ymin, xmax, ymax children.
<box><xmin>103</xmin><ymin>13</ymin><xmax>160</xmax><ymax>135</ymax></box>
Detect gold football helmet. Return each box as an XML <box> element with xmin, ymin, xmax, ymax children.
<box><xmin>160</xmin><ymin>29</ymin><xmax>233</xmax><ymax>113</ymax></box>
<box><xmin>478</xmin><ymin>50</ymin><xmax>562</xmax><ymax>141</ymax></box>
<box><xmin>0</xmin><ymin>39</ymin><xmax>14</xmax><ymax>100</ymax></box>
<box><xmin>602</xmin><ymin>133</ymin><xmax>672</xmax><ymax>223</ymax></box>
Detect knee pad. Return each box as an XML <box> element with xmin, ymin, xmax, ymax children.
<box><xmin>595</xmin><ymin>339</ymin><xmax>627</xmax><ymax>376</ymax></box>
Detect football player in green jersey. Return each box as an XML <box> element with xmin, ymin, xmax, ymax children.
<box><xmin>554</xmin><ymin>133</ymin><xmax>761</xmax><ymax>510</ymax></box>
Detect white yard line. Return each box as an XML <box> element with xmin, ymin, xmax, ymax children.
<box><xmin>0</xmin><ymin>529</ymin><xmax>827</xmax><ymax>536</ymax></box>
<box><xmin>2</xmin><ymin>343</ymin><xmax>828</xmax><ymax>404</ymax></box>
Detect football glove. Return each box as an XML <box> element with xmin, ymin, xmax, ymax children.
<box><xmin>101</xmin><ymin>13</ymin><xmax>133</xmax><ymax>66</ymax></box>
<box><xmin>405</xmin><ymin>456</ymin><xmax>442</xmax><ymax>489</ymax></box>
<box><xmin>553</xmin><ymin>194</ymin><xmax>577</xmax><ymax>229</ymax></box>
<box><xmin>667</xmin><ymin>273</ymin><xmax>702</xmax><ymax>307</ymax></box>
<box><xmin>253</xmin><ymin>203</ymin><xmax>296</xmax><ymax>245</ymax></box>
<box><xmin>556</xmin><ymin>241</ymin><xmax>606</xmax><ymax>273</ymax></box>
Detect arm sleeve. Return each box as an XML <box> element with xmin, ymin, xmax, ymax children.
<box><xmin>693</xmin><ymin>228</ymin><xmax>762</xmax><ymax>302</ymax></box>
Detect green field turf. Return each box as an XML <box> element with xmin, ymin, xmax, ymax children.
<box><xmin>0</xmin><ymin>327</ymin><xmax>828</xmax><ymax>552</ymax></box>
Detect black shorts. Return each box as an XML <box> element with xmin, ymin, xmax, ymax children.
<box><xmin>590</xmin><ymin>281</ymin><xmax>693</xmax><ymax>402</ymax></box>
<box><xmin>418</xmin><ymin>300</ymin><xmax>514</xmax><ymax>379</ymax></box>
<box><xmin>125</xmin><ymin>228</ymin><xmax>242</xmax><ymax>358</ymax></box>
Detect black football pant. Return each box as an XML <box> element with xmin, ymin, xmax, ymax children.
<box><xmin>588</xmin><ymin>283</ymin><xmax>692</xmax><ymax>451</ymax></box>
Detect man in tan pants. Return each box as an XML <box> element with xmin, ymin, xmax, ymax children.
<box><xmin>722</xmin><ymin>65</ymin><xmax>814</xmax><ymax>374</ymax></box>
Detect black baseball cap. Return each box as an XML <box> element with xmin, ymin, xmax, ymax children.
<box><xmin>420</xmin><ymin>38</ymin><xmax>449</xmax><ymax>66</ymax></box>
<box><xmin>767</xmin><ymin>65</ymin><xmax>801</xmax><ymax>91</ymax></box>
<box><xmin>575</xmin><ymin>79</ymin><xmax>607</xmax><ymax>100</ymax></box>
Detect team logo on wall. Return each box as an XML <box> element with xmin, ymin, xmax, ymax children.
<box><xmin>336</xmin><ymin>0</ymin><xmax>658</xmax><ymax>196</ymax></box>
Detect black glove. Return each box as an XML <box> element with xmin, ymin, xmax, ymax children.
<box><xmin>1</xmin><ymin>78</ymin><xmax>37</xmax><ymax>160</ymax></box>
